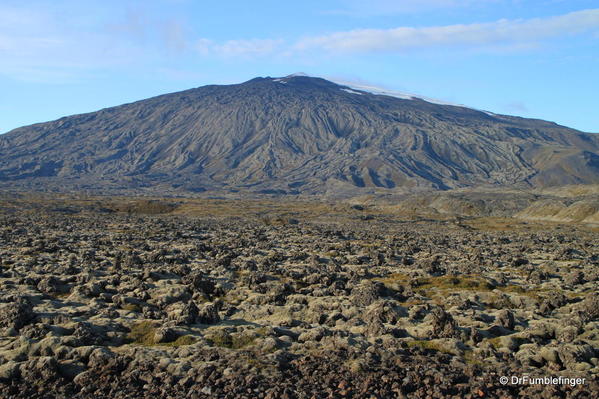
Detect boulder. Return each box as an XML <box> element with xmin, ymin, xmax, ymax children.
<box><xmin>0</xmin><ymin>296</ymin><xmax>35</xmax><ymax>330</ymax></box>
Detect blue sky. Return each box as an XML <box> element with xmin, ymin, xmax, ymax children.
<box><xmin>1</xmin><ymin>0</ymin><xmax>598</xmax><ymax>133</ymax></box>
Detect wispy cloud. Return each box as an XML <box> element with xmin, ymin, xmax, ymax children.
<box><xmin>0</xmin><ymin>5</ymin><xmax>63</xmax><ymax>55</ymax></box>
<box><xmin>161</xmin><ymin>19</ymin><xmax>188</xmax><ymax>52</ymax></box>
<box><xmin>1</xmin><ymin>3</ymin><xmax>598</xmax><ymax>83</ymax></box>
<box><xmin>325</xmin><ymin>0</ymin><xmax>500</xmax><ymax>16</ymax></box>
<box><xmin>503</xmin><ymin>101</ymin><xmax>529</xmax><ymax>113</ymax></box>
<box><xmin>0</xmin><ymin>3</ymin><xmax>192</xmax><ymax>82</ymax></box>
<box><xmin>106</xmin><ymin>9</ymin><xmax>189</xmax><ymax>52</ymax></box>
<box><xmin>295</xmin><ymin>9</ymin><xmax>599</xmax><ymax>53</ymax></box>
<box><xmin>196</xmin><ymin>38</ymin><xmax>284</xmax><ymax>57</ymax></box>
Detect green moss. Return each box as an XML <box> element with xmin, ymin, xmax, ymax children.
<box><xmin>162</xmin><ymin>335</ymin><xmax>196</xmax><ymax>347</ymax></box>
<box><xmin>216</xmin><ymin>334</ymin><xmax>255</xmax><ymax>349</ymax></box>
<box><xmin>127</xmin><ymin>321</ymin><xmax>157</xmax><ymax>346</ymax></box>
<box><xmin>126</xmin><ymin>321</ymin><xmax>197</xmax><ymax>347</ymax></box>
<box><xmin>111</xmin><ymin>200</ymin><xmax>178</xmax><ymax>215</ymax></box>
<box><xmin>486</xmin><ymin>336</ymin><xmax>503</xmax><ymax>349</ymax></box>
<box><xmin>344</xmin><ymin>359</ymin><xmax>367</xmax><ymax>374</ymax></box>
<box><xmin>48</xmin><ymin>292</ymin><xmax>71</xmax><ymax>299</ymax></box>
<box><xmin>206</xmin><ymin>330</ymin><xmax>233</xmax><ymax>348</ymax></box>
<box><xmin>376</xmin><ymin>272</ymin><xmax>411</xmax><ymax>291</ymax></box>
<box><xmin>400</xmin><ymin>298</ymin><xmax>424</xmax><ymax>306</ymax></box>
<box><xmin>416</xmin><ymin>275</ymin><xmax>495</xmax><ymax>291</ymax></box>
<box><xmin>376</xmin><ymin>274</ymin><xmax>497</xmax><ymax>297</ymax></box>
<box><xmin>122</xmin><ymin>303</ymin><xmax>142</xmax><ymax>312</ymax></box>
<box><xmin>223</xmin><ymin>293</ymin><xmax>243</xmax><ymax>305</ymax></box>
<box><xmin>567</xmin><ymin>290</ymin><xmax>592</xmax><ymax>299</ymax></box>
<box><xmin>484</xmin><ymin>295</ymin><xmax>511</xmax><ymax>309</ymax></box>
<box><xmin>406</xmin><ymin>340</ymin><xmax>454</xmax><ymax>355</ymax></box>
<box><xmin>231</xmin><ymin>335</ymin><xmax>258</xmax><ymax>349</ymax></box>
<box><xmin>497</xmin><ymin>285</ymin><xmax>527</xmax><ymax>294</ymax></box>
<box><xmin>206</xmin><ymin>329</ymin><xmax>264</xmax><ymax>349</ymax></box>
<box><xmin>496</xmin><ymin>285</ymin><xmax>553</xmax><ymax>300</ymax></box>
<box><xmin>235</xmin><ymin>351</ymin><xmax>274</xmax><ymax>372</ymax></box>
<box><xmin>254</xmin><ymin>327</ymin><xmax>270</xmax><ymax>336</ymax></box>
<box><xmin>463</xmin><ymin>350</ymin><xmax>486</xmax><ymax>366</ymax></box>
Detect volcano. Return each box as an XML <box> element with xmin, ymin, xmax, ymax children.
<box><xmin>1</xmin><ymin>75</ymin><xmax>598</xmax><ymax>197</ymax></box>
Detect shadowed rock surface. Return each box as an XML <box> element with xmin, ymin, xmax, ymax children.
<box><xmin>1</xmin><ymin>75</ymin><xmax>598</xmax><ymax>197</ymax></box>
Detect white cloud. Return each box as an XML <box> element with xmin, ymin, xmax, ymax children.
<box><xmin>0</xmin><ymin>35</ymin><xmax>61</xmax><ymax>53</ymax></box>
<box><xmin>0</xmin><ymin>65</ymin><xmax>81</xmax><ymax>84</ymax></box>
<box><xmin>161</xmin><ymin>19</ymin><xmax>188</xmax><ymax>52</ymax></box>
<box><xmin>295</xmin><ymin>9</ymin><xmax>599</xmax><ymax>53</ymax></box>
<box><xmin>0</xmin><ymin>5</ymin><xmax>48</xmax><ymax>28</ymax></box>
<box><xmin>327</xmin><ymin>0</ymin><xmax>500</xmax><ymax>16</ymax></box>
<box><xmin>0</xmin><ymin>3</ymin><xmax>192</xmax><ymax>82</ymax></box>
<box><xmin>1</xmin><ymin>2</ymin><xmax>598</xmax><ymax>83</ymax></box>
<box><xmin>0</xmin><ymin>5</ymin><xmax>63</xmax><ymax>54</ymax></box>
<box><xmin>503</xmin><ymin>101</ymin><xmax>529</xmax><ymax>113</ymax></box>
<box><xmin>196</xmin><ymin>38</ymin><xmax>284</xmax><ymax>57</ymax></box>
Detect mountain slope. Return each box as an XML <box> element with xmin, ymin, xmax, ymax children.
<box><xmin>1</xmin><ymin>75</ymin><xmax>598</xmax><ymax>196</ymax></box>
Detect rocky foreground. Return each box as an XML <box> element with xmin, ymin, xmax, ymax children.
<box><xmin>0</xmin><ymin>198</ymin><xmax>598</xmax><ymax>398</ymax></box>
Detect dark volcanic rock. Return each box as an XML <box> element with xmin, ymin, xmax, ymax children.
<box><xmin>351</xmin><ymin>280</ymin><xmax>386</xmax><ymax>306</ymax></box>
<box><xmin>197</xmin><ymin>303</ymin><xmax>221</xmax><ymax>324</ymax></box>
<box><xmin>429</xmin><ymin>307</ymin><xmax>460</xmax><ymax>339</ymax></box>
<box><xmin>1</xmin><ymin>198</ymin><xmax>598</xmax><ymax>399</ymax></box>
<box><xmin>0</xmin><ymin>296</ymin><xmax>35</xmax><ymax>330</ymax></box>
